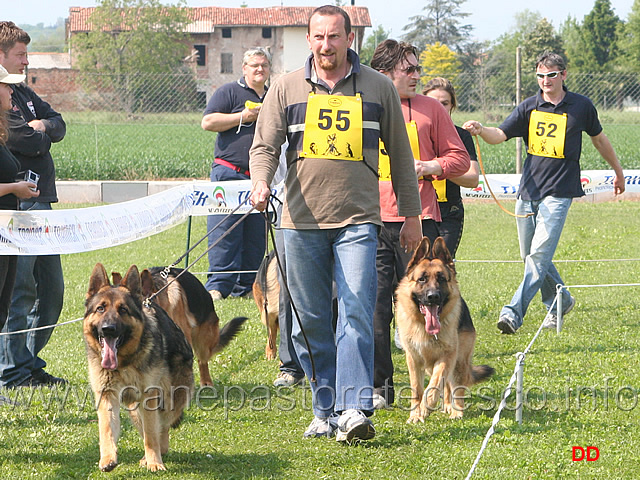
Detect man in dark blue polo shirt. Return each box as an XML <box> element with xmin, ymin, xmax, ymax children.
<box><xmin>201</xmin><ymin>47</ymin><xmax>271</xmax><ymax>300</ymax></box>
<box><xmin>463</xmin><ymin>51</ymin><xmax>625</xmax><ymax>334</ymax></box>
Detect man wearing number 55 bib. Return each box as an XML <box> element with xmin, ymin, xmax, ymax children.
<box><xmin>463</xmin><ymin>51</ymin><xmax>625</xmax><ymax>335</ymax></box>
<box><xmin>249</xmin><ymin>6</ymin><xmax>422</xmax><ymax>442</ymax></box>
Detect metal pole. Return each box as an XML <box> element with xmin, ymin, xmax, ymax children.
<box><xmin>556</xmin><ymin>285</ymin><xmax>564</xmax><ymax>334</ymax></box>
<box><xmin>516</xmin><ymin>353</ymin><xmax>525</xmax><ymax>424</ymax></box>
<box><xmin>515</xmin><ymin>46</ymin><xmax>522</xmax><ymax>174</ymax></box>
<box><xmin>184</xmin><ymin>216</ymin><xmax>193</xmax><ymax>269</ymax></box>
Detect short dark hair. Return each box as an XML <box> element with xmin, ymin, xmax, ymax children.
<box><xmin>423</xmin><ymin>77</ymin><xmax>458</xmax><ymax>111</ymax></box>
<box><xmin>370</xmin><ymin>39</ymin><xmax>417</xmax><ymax>73</ymax></box>
<box><xmin>308</xmin><ymin>5</ymin><xmax>351</xmax><ymax>35</ymax></box>
<box><xmin>0</xmin><ymin>21</ymin><xmax>30</xmax><ymax>54</ymax></box>
<box><xmin>536</xmin><ymin>51</ymin><xmax>566</xmax><ymax>72</ymax></box>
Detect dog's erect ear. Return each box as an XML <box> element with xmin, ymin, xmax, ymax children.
<box><xmin>406</xmin><ymin>236</ymin><xmax>431</xmax><ymax>273</ymax></box>
<box><xmin>140</xmin><ymin>269</ymin><xmax>154</xmax><ymax>298</ymax></box>
<box><xmin>111</xmin><ymin>271</ymin><xmax>122</xmax><ymax>287</ymax></box>
<box><xmin>432</xmin><ymin>236</ymin><xmax>455</xmax><ymax>270</ymax></box>
<box><xmin>121</xmin><ymin>265</ymin><xmax>141</xmax><ymax>296</ymax></box>
<box><xmin>87</xmin><ymin>263</ymin><xmax>110</xmax><ymax>298</ymax></box>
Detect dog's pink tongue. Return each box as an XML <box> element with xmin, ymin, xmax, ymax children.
<box><xmin>419</xmin><ymin>305</ymin><xmax>441</xmax><ymax>336</ymax></box>
<box><xmin>101</xmin><ymin>338</ymin><xmax>118</xmax><ymax>370</ymax></box>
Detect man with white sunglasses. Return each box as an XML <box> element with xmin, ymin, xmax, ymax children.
<box><xmin>463</xmin><ymin>51</ymin><xmax>625</xmax><ymax>334</ymax></box>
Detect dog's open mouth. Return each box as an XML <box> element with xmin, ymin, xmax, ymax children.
<box><xmin>419</xmin><ymin>304</ymin><xmax>441</xmax><ymax>336</ymax></box>
<box><xmin>99</xmin><ymin>336</ymin><xmax>120</xmax><ymax>370</ymax></box>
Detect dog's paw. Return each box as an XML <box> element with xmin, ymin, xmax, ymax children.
<box><xmin>140</xmin><ymin>455</ymin><xmax>167</xmax><ymax>472</ymax></box>
<box><xmin>265</xmin><ymin>349</ymin><xmax>277</xmax><ymax>360</ymax></box>
<box><xmin>99</xmin><ymin>458</ymin><xmax>118</xmax><ymax>472</ymax></box>
<box><xmin>448</xmin><ymin>409</ymin><xmax>463</xmax><ymax>419</ymax></box>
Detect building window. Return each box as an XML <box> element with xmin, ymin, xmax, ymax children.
<box><xmin>193</xmin><ymin>45</ymin><xmax>206</xmax><ymax>66</ymax></box>
<box><xmin>221</xmin><ymin>28</ymin><xmax>232</xmax><ymax>38</ymax></box>
<box><xmin>262</xmin><ymin>27</ymin><xmax>272</xmax><ymax>39</ymax></box>
<box><xmin>221</xmin><ymin>53</ymin><xmax>233</xmax><ymax>73</ymax></box>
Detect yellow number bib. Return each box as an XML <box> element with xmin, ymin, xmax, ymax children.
<box><xmin>528</xmin><ymin>110</ymin><xmax>567</xmax><ymax>159</ymax></box>
<box><xmin>379</xmin><ymin>121</ymin><xmax>420</xmax><ymax>181</ymax></box>
<box><xmin>302</xmin><ymin>93</ymin><xmax>363</xmax><ymax>161</ymax></box>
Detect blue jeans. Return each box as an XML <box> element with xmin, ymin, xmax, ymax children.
<box><xmin>204</xmin><ymin>164</ymin><xmax>267</xmax><ymax>297</ymax></box>
<box><xmin>284</xmin><ymin>224</ymin><xmax>378</xmax><ymax>418</ymax></box>
<box><xmin>274</xmin><ymin>224</ymin><xmax>303</xmax><ymax>378</ymax></box>
<box><xmin>0</xmin><ymin>201</ymin><xmax>64</xmax><ymax>387</ymax></box>
<box><xmin>501</xmin><ymin>196</ymin><xmax>573</xmax><ymax>328</ymax></box>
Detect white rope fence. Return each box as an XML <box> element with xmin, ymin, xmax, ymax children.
<box><xmin>464</xmin><ymin>280</ymin><xmax>640</xmax><ymax>479</ymax></box>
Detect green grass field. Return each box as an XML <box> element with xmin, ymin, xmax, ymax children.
<box><xmin>49</xmin><ymin>112</ymin><xmax>640</xmax><ymax>181</ymax></box>
<box><xmin>1</xmin><ymin>200</ymin><xmax>639</xmax><ymax>479</ymax></box>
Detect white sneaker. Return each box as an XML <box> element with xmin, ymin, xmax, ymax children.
<box><xmin>543</xmin><ymin>295</ymin><xmax>576</xmax><ymax>330</ymax></box>
<box><xmin>303</xmin><ymin>414</ymin><xmax>338</xmax><ymax>438</ymax></box>
<box><xmin>209</xmin><ymin>290</ymin><xmax>223</xmax><ymax>301</ymax></box>
<box><xmin>372</xmin><ymin>393</ymin><xmax>387</xmax><ymax>410</ymax></box>
<box><xmin>273</xmin><ymin>371</ymin><xmax>305</xmax><ymax>387</ymax></box>
<box><xmin>335</xmin><ymin>409</ymin><xmax>375</xmax><ymax>443</ymax></box>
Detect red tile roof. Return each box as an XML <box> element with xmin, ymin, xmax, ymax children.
<box><xmin>68</xmin><ymin>6</ymin><xmax>371</xmax><ymax>33</ymax></box>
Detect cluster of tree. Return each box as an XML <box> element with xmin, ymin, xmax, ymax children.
<box><xmin>18</xmin><ymin>19</ymin><xmax>66</xmax><ymax>53</ymax></box>
<box><xmin>362</xmin><ymin>0</ymin><xmax>640</xmax><ymax>112</ymax></box>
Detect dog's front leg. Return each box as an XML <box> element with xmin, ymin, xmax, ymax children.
<box><xmin>424</xmin><ymin>361</ymin><xmax>448</xmax><ymax>414</ymax></box>
<box><xmin>96</xmin><ymin>390</ymin><xmax>120</xmax><ymax>472</ymax></box>
<box><xmin>406</xmin><ymin>352</ymin><xmax>426</xmax><ymax>423</ymax></box>
<box><xmin>138</xmin><ymin>399</ymin><xmax>166</xmax><ymax>471</ymax></box>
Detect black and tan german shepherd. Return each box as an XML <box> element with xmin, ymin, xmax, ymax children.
<box><xmin>111</xmin><ymin>266</ymin><xmax>247</xmax><ymax>386</ymax></box>
<box><xmin>252</xmin><ymin>250</ymin><xmax>280</xmax><ymax>360</ymax></box>
<box><xmin>84</xmin><ymin>263</ymin><xmax>193</xmax><ymax>472</ymax></box>
<box><xmin>395</xmin><ymin>237</ymin><xmax>494</xmax><ymax>423</ymax></box>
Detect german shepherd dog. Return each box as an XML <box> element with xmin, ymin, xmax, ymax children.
<box><xmin>84</xmin><ymin>263</ymin><xmax>194</xmax><ymax>472</ymax></box>
<box><xmin>395</xmin><ymin>237</ymin><xmax>494</xmax><ymax>423</ymax></box>
<box><xmin>112</xmin><ymin>266</ymin><xmax>247</xmax><ymax>386</ymax></box>
<box><xmin>252</xmin><ymin>250</ymin><xmax>280</xmax><ymax>360</ymax></box>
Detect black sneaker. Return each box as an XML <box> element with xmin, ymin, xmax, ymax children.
<box><xmin>6</xmin><ymin>375</ymin><xmax>47</xmax><ymax>389</ymax></box>
<box><xmin>31</xmin><ymin>370</ymin><xmax>68</xmax><ymax>386</ymax></box>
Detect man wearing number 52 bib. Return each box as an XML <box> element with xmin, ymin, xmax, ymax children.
<box><xmin>249</xmin><ymin>6</ymin><xmax>422</xmax><ymax>442</ymax></box>
<box><xmin>463</xmin><ymin>51</ymin><xmax>625</xmax><ymax>335</ymax></box>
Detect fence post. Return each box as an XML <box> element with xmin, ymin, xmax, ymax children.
<box><xmin>516</xmin><ymin>352</ymin><xmax>525</xmax><ymax>424</ymax></box>
<box><xmin>556</xmin><ymin>285</ymin><xmax>564</xmax><ymax>333</ymax></box>
<box><xmin>515</xmin><ymin>46</ymin><xmax>522</xmax><ymax>174</ymax></box>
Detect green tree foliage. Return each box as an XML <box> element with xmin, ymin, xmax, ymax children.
<box><xmin>359</xmin><ymin>25</ymin><xmax>391</xmax><ymax>66</ymax></box>
<box><xmin>566</xmin><ymin>0</ymin><xmax>621</xmax><ymax>72</ymax></box>
<box><xmin>73</xmin><ymin>0</ymin><xmax>191</xmax><ymax>74</ymax></box>
<box><xmin>73</xmin><ymin>0</ymin><xmax>195</xmax><ymax>114</ymax></box>
<box><xmin>614</xmin><ymin>0</ymin><xmax>640</xmax><ymax>71</ymax></box>
<box><xmin>402</xmin><ymin>0</ymin><xmax>473</xmax><ymax>53</ymax></box>
<box><xmin>419</xmin><ymin>42</ymin><xmax>461</xmax><ymax>87</ymax></box>
<box><xmin>20</xmin><ymin>19</ymin><xmax>66</xmax><ymax>53</ymax></box>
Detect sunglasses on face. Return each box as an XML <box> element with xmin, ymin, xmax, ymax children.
<box><xmin>536</xmin><ymin>71</ymin><xmax>562</xmax><ymax>79</ymax></box>
<box><xmin>401</xmin><ymin>65</ymin><xmax>422</xmax><ymax>75</ymax></box>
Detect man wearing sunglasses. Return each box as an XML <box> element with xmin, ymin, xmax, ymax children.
<box><xmin>201</xmin><ymin>47</ymin><xmax>271</xmax><ymax>301</ymax></box>
<box><xmin>463</xmin><ymin>51</ymin><xmax>625</xmax><ymax>335</ymax></box>
<box><xmin>370</xmin><ymin>39</ymin><xmax>470</xmax><ymax>408</ymax></box>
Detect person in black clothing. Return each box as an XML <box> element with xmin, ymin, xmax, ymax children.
<box><xmin>0</xmin><ymin>64</ymin><xmax>39</xmax><ymax>332</ymax></box>
<box><xmin>0</xmin><ymin>22</ymin><xmax>67</xmax><ymax>389</ymax></box>
<box><xmin>201</xmin><ymin>47</ymin><xmax>271</xmax><ymax>301</ymax></box>
<box><xmin>424</xmin><ymin>77</ymin><xmax>479</xmax><ymax>258</ymax></box>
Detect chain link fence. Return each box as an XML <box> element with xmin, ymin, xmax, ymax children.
<box><xmin>47</xmin><ymin>70</ymin><xmax>640</xmax><ymax>181</ymax></box>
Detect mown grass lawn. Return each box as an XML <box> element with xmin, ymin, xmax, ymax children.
<box><xmin>0</xmin><ymin>200</ymin><xmax>639</xmax><ymax>479</ymax></box>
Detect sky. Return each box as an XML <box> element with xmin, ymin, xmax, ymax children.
<box><xmin>2</xmin><ymin>0</ymin><xmax>636</xmax><ymax>43</ymax></box>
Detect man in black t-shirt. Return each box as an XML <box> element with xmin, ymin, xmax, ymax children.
<box><xmin>463</xmin><ymin>51</ymin><xmax>625</xmax><ymax>334</ymax></box>
<box><xmin>201</xmin><ymin>47</ymin><xmax>271</xmax><ymax>300</ymax></box>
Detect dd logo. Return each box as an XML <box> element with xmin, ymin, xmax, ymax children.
<box><xmin>572</xmin><ymin>446</ymin><xmax>600</xmax><ymax>461</ymax></box>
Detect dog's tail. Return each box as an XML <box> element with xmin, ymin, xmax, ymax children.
<box><xmin>213</xmin><ymin>316</ymin><xmax>248</xmax><ymax>354</ymax></box>
<box><xmin>472</xmin><ymin>365</ymin><xmax>495</xmax><ymax>384</ymax></box>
